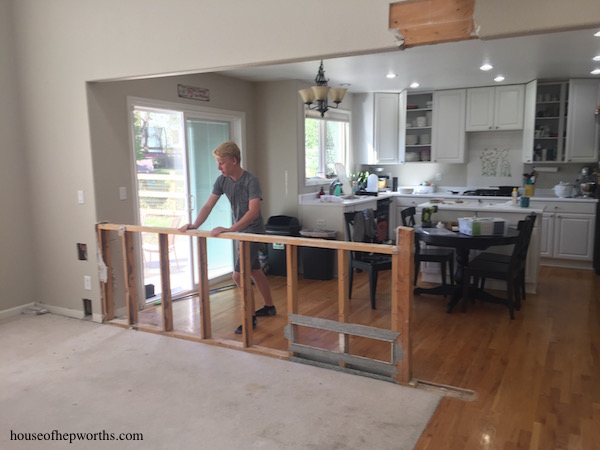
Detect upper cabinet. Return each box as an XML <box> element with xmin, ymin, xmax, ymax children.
<box><xmin>373</xmin><ymin>91</ymin><xmax>406</xmax><ymax>164</ymax></box>
<box><xmin>431</xmin><ymin>89</ymin><xmax>466</xmax><ymax>163</ymax></box>
<box><xmin>522</xmin><ymin>79</ymin><xmax>599</xmax><ymax>164</ymax></box>
<box><xmin>565</xmin><ymin>79</ymin><xmax>600</xmax><ymax>163</ymax></box>
<box><xmin>404</xmin><ymin>92</ymin><xmax>433</xmax><ymax>163</ymax></box>
<box><xmin>466</xmin><ymin>85</ymin><xmax>525</xmax><ymax>131</ymax></box>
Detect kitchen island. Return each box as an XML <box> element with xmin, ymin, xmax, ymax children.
<box><xmin>416</xmin><ymin>199</ymin><xmax>544</xmax><ymax>293</ymax></box>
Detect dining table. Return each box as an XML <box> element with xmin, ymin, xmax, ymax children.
<box><xmin>414</xmin><ymin>226</ymin><xmax>520</xmax><ymax>313</ymax></box>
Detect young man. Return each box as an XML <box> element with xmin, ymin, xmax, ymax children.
<box><xmin>179</xmin><ymin>141</ymin><xmax>276</xmax><ymax>334</ymax></box>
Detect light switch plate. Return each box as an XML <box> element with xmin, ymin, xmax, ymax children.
<box><xmin>119</xmin><ymin>186</ymin><xmax>127</xmax><ymax>200</ymax></box>
<box><xmin>77</xmin><ymin>190</ymin><xmax>85</xmax><ymax>204</ymax></box>
<box><xmin>84</xmin><ymin>275</ymin><xmax>92</xmax><ymax>291</ymax></box>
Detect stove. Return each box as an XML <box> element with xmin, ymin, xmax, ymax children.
<box><xmin>462</xmin><ymin>188</ymin><xmax>510</xmax><ymax>197</ymax></box>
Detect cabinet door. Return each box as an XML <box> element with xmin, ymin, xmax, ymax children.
<box><xmin>374</xmin><ymin>93</ymin><xmax>399</xmax><ymax>164</ymax></box>
<box><xmin>494</xmin><ymin>85</ymin><xmax>524</xmax><ymax>130</ymax></box>
<box><xmin>522</xmin><ymin>80</ymin><xmax>537</xmax><ymax>163</ymax></box>
<box><xmin>432</xmin><ymin>89</ymin><xmax>466</xmax><ymax>163</ymax></box>
<box><xmin>466</xmin><ymin>87</ymin><xmax>495</xmax><ymax>131</ymax></box>
<box><xmin>539</xmin><ymin>212</ymin><xmax>554</xmax><ymax>257</ymax></box>
<box><xmin>553</xmin><ymin>213</ymin><xmax>595</xmax><ymax>260</ymax></box>
<box><xmin>565</xmin><ymin>79</ymin><xmax>600</xmax><ymax>163</ymax></box>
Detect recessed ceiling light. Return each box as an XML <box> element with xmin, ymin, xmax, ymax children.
<box><xmin>494</xmin><ymin>75</ymin><xmax>505</xmax><ymax>82</ymax></box>
<box><xmin>593</xmin><ymin>55</ymin><xmax>600</xmax><ymax>61</ymax></box>
<box><xmin>480</xmin><ymin>63</ymin><xmax>493</xmax><ymax>71</ymax></box>
<box><xmin>591</xmin><ymin>69</ymin><xmax>600</xmax><ymax>75</ymax></box>
<box><xmin>595</xmin><ymin>31</ymin><xmax>600</xmax><ymax>37</ymax></box>
<box><xmin>386</xmin><ymin>73</ymin><xmax>397</xmax><ymax>79</ymax></box>
<box><xmin>409</xmin><ymin>82</ymin><xmax>420</xmax><ymax>88</ymax></box>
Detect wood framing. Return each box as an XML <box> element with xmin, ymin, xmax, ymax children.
<box><xmin>96</xmin><ymin>223</ymin><xmax>414</xmax><ymax>384</ymax></box>
<box><xmin>96</xmin><ymin>227</ymin><xmax>114</xmax><ymax>322</ymax></box>
<box><xmin>121</xmin><ymin>230</ymin><xmax>139</xmax><ymax>325</ymax></box>
<box><xmin>389</xmin><ymin>0</ymin><xmax>476</xmax><ymax>48</ymax></box>
<box><xmin>197</xmin><ymin>237</ymin><xmax>212</xmax><ymax>339</ymax></box>
<box><xmin>159</xmin><ymin>234</ymin><xmax>173</xmax><ymax>332</ymax></box>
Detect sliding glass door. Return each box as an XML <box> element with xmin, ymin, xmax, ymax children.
<box><xmin>130</xmin><ymin>100</ymin><xmax>240</xmax><ymax>303</ymax></box>
<box><xmin>186</xmin><ymin>117</ymin><xmax>233</xmax><ymax>282</ymax></box>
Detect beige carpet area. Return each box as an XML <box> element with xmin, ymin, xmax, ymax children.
<box><xmin>0</xmin><ymin>314</ymin><xmax>440</xmax><ymax>449</ymax></box>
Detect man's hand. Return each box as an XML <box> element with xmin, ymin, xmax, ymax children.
<box><xmin>210</xmin><ymin>226</ymin><xmax>229</xmax><ymax>237</ymax></box>
<box><xmin>179</xmin><ymin>224</ymin><xmax>193</xmax><ymax>232</ymax></box>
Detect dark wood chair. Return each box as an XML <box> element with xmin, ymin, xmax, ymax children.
<box><xmin>344</xmin><ymin>211</ymin><xmax>392</xmax><ymax>309</ymax></box>
<box><xmin>400</xmin><ymin>207</ymin><xmax>455</xmax><ymax>293</ymax></box>
<box><xmin>462</xmin><ymin>215</ymin><xmax>536</xmax><ymax>319</ymax></box>
<box><xmin>475</xmin><ymin>213</ymin><xmax>537</xmax><ymax>301</ymax></box>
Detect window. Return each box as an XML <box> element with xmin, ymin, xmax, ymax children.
<box><xmin>304</xmin><ymin>111</ymin><xmax>349</xmax><ymax>185</ymax></box>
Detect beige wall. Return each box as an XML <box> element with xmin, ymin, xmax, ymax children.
<box><xmin>2</xmin><ymin>0</ymin><xmax>599</xmax><ymax>318</ymax></box>
<box><xmin>0</xmin><ymin>0</ymin><xmax>36</xmax><ymax>312</ymax></box>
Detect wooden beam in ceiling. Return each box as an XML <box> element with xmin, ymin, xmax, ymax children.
<box><xmin>389</xmin><ymin>0</ymin><xmax>476</xmax><ymax>48</ymax></box>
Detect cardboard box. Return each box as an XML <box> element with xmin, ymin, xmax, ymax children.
<box><xmin>458</xmin><ymin>217</ymin><xmax>507</xmax><ymax>236</ymax></box>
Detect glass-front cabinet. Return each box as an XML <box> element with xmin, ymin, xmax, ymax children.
<box><xmin>523</xmin><ymin>79</ymin><xmax>599</xmax><ymax>164</ymax></box>
<box><xmin>404</xmin><ymin>92</ymin><xmax>433</xmax><ymax>162</ymax></box>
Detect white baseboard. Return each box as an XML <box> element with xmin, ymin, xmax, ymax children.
<box><xmin>0</xmin><ymin>302</ymin><xmax>36</xmax><ymax>321</ymax></box>
<box><xmin>35</xmin><ymin>302</ymin><xmax>85</xmax><ymax>320</ymax></box>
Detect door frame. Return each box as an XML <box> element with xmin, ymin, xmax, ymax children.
<box><xmin>126</xmin><ymin>96</ymin><xmax>246</xmax><ymax>308</ymax></box>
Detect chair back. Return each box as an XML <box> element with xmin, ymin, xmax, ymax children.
<box><xmin>344</xmin><ymin>210</ymin><xmax>377</xmax><ymax>261</ymax></box>
<box><xmin>400</xmin><ymin>207</ymin><xmax>417</xmax><ymax>227</ymax></box>
<box><xmin>510</xmin><ymin>214</ymin><xmax>536</xmax><ymax>269</ymax></box>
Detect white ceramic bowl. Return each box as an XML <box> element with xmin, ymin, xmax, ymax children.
<box><xmin>405</xmin><ymin>152</ymin><xmax>420</xmax><ymax>162</ymax></box>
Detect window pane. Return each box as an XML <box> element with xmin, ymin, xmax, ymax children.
<box><xmin>305</xmin><ymin>118</ymin><xmax>320</xmax><ymax>178</ymax></box>
<box><xmin>325</xmin><ymin>120</ymin><xmax>346</xmax><ymax>176</ymax></box>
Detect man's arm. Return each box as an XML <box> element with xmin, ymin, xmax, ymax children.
<box><xmin>210</xmin><ymin>197</ymin><xmax>260</xmax><ymax>236</ymax></box>
<box><xmin>179</xmin><ymin>194</ymin><xmax>220</xmax><ymax>232</ymax></box>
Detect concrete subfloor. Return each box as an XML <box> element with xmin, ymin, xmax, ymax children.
<box><xmin>0</xmin><ymin>314</ymin><xmax>440</xmax><ymax>449</ymax></box>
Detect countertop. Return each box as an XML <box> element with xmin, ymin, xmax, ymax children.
<box><xmin>417</xmin><ymin>200</ymin><xmax>545</xmax><ymax>214</ymax></box>
<box><xmin>299</xmin><ymin>190</ymin><xmax>597</xmax><ymax>207</ymax></box>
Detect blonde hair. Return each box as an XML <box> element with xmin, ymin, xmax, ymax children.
<box><xmin>212</xmin><ymin>141</ymin><xmax>241</xmax><ymax>163</ymax></box>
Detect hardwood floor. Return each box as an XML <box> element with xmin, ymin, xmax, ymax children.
<box><xmin>135</xmin><ymin>266</ymin><xmax>600</xmax><ymax>449</ymax></box>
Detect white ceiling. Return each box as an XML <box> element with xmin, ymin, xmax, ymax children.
<box><xmin>216</xmin><ymin>28</ymin><xmax>600</xmax><ymax>93</ymax></box>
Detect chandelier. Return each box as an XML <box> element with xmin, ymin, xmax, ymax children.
<box><xmin>298</xmin><ymin>60</ymin><xmax>347</xmax><ymax>117</ymax></box>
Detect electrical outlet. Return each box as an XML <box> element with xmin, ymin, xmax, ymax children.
<box><xmin>77</xmin><ymin>190</ymin><xmax>85</xmax><ymax>204</ymax></box>
<box><xmin>435</xmin><ymin>172</ymin><xmax>442</xmax><ymax>181</ymax></box>
<box><xmin>84</xmin><ymin>275</ymin><xmax>92</xmax><ymax>291</ymax></box>
<box><xmin>316</xmin><ymin>219</ymin><xmax>326</xmax><ymax>226</ymax></box>
<box><xmin>119</xmin><ymin>186</ymin><xmax>127</xmax><ymax>200</ymax></box>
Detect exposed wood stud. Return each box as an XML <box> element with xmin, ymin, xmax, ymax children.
<box><xmin>121</xmin><ymin>230</ymin><xmax>139</xmax><ymax>325</ymax></box>
<box><xmin>337</xmin><ymin>248</ymin><xmax>350</xmax><ymax>362</ymax></box>
<box><xmin>197</xmin><ymin>237</ymin><xmax>212</xmax><ymax>338</ymax></box>
<box><xmin>159</xmin><ymin>234</ymin><xmax>173</xmax><ymax>332</ymax></box>
<box><xmin>239</xmin><ymin>240</ymin><xmax>254</xmax><ymax>348</ymax></box>
<box><xmin>286</xmin><ymin>244</ymin><xmax>299</xmax><ymax>353</ymax></box>
<box><xmin>392</xmin><ymin>226</ymin><xmax>414</xmax><ymax>384</ymax></box>
<box><xmin>96</xmin><ymin>228</ymin><xmax>114</xmax><ymax>322</ymax></box>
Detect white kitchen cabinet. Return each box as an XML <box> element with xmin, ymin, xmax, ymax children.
<box><xmin>553</xmin><ymin>213</ymin><xmax>596</xmax><ymax>260</ymax></box>
<box><xmin>530</xmin><ymin>199</ymin><xmax>597</xmax><ymax>267</ymax></box>
<box><xmin>565</xmin><ymin>79</ymin><xmax>600</xmax><ymax>163</ymax></box>
<box><xmin>431</xmin><ymin>89</ymin><xmax>466</xmax><ymax>163</ymax></box>
<box><xmin>373</xmin><ymin>91</ymin><xmax>407</xmax><ymax>164</ymax></box>
<box><xmin>539</xmin><ymin>213</ymin><xmax>554</xmax><ymax>257</ymax></box>
<box><xmin>404</xmin><ymin>92</ymin><xmax>432</xmax><ymax>163</ymax></box>
<box><xmin>466</xmin><ymin>85</ymin><xmax>524</xmax><ymax>131</ymax></box>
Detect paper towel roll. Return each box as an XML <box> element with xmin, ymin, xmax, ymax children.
<box><xmin>366</xmin><ymin>173</ymin><xmax>379</xmax><ymax>192</ymax></box>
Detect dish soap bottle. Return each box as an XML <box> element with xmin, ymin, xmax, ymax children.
<box><xmin>317</xmin><ymin>186</ymin><xmax>325</xmax><ymax>198</ymax></box>
<box><xmin>511</xmin><ymin>187</ymin><xmax>518</xmax><ymax>205</ymax></box>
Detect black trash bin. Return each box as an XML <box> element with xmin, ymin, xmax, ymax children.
<box><xmin>265</xmin><ymin>215</ymin><xmax>301</xmax><ymax>276</ymax></box>
<box><xmin>300</xmin><ymin>229</ymin><xmax>336</xmax><ymax>280</ymax></box>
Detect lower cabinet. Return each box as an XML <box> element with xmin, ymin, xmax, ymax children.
<box><xmin>531</xmin><ymin>200</ymin><xmax>597</xmax><ymax>267</ymax></box>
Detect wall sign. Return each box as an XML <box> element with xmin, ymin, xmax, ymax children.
<box><xmin>177</xmin><ymin>84</ymin><xmax>210</xmax><ymax>102</ymax></box>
